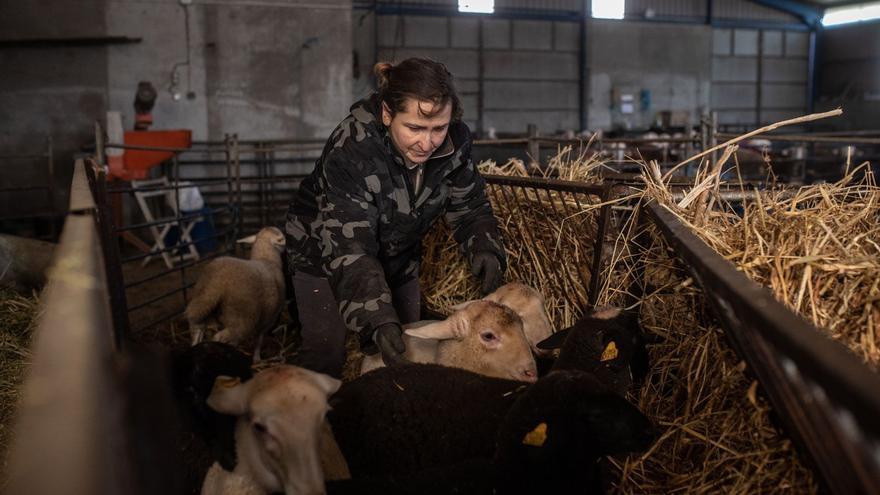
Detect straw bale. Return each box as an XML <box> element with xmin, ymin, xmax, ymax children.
<box><xmin>0</xmin><ymin>289</ymin><xmax>39</xmax><ymax>476</ymax></box>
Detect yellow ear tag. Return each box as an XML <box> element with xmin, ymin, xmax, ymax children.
<box><xmin>216</xmin><ymin>376</ymin><xmax>241</xmax><ymax>388</ymax></box>
<box><xmin>601</xmin><ymin>341</ymin><xmax>618</xmax><ymax>362</ymax></box>
<box><xmin>522</xmin><ymin>422</ymin><xmax>548</xmax><ymax>447</ymax></box>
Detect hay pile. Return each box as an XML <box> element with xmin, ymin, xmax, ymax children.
<box><xmin>643</xmin><ymin>158</ymin><xmax>879</xmax><ymax>369</ymax></box>
<box><xmin>420</xmin><ymin>144</ymin><xmax>821</xmax><ymax>493</ymax></box>
<box><xmin>0</xmin><ymin>289</ymin><xmax>39</xmax><ymax>474</ymax></box>
<box><xmin>597</xmin><ymin>210</ymin><xmax>817</xmax><ymax>493</ymax></box>
<box><xmin>422</xmin><ymin>146</ymin><xmax>610</xmax><ymax>327</ymax></box>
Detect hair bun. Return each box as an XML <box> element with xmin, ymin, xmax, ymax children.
<box><xmin>373</xmin><ymin>62</ymin><xmax>393</xmax><ymax>88</ymax></box>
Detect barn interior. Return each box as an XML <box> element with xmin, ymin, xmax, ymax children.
<box><xmin>1</xmin><ymin>0</ymin><xmax>879</xmax><ymax>494</ymax></box>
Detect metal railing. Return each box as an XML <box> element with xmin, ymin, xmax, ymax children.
<box><xmin>484</xmin><ymin>174</ymin><xmax>614</xmax><ymax>308</ymax></box>
<box><xmin>644</xmin><ymin>201</ymin><xmax>880</xmax><ymax>494</ymax></box>
<box><xmin>94</xmin><ymin>125</ymin><xmax>241</xmax><ymax>336</ymax></box>
<box><xmin>5</xmin><ymin>159</ymin><xmax>133</xmax><ymax>494</ymax></box>
<box><xmin>0</xmin><ymin>137</ymin><xmax>60</xmax><ymax>239</ymax></box>
<box><xmin>179</xmin><ymin>137</ymin><xmax>321</xmax><ymax>235</ymax></box>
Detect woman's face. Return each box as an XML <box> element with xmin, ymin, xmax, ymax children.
<box><xmin>382</xmin><ymin>98</ymin><xmax>452</xmax><ymax>165</ymax></box>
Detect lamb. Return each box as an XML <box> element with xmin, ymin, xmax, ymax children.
<box><xmin>327</xmin><ymin>364</ymin><xmax>655</xmax><ymax>491</ymax></box>
<box><xmin>359</xmin><ymin>300</ymin><xmax>538</xmax><ymax>383</ymax></box>
<box><xmin>199</xmin><ymin>365</ymin><xmax>345</xmax><ymax>495</ymax></box>
<box><xmin>481</xmin><ymin>282</ymin><xmax>554</xmax><ymax>357</ymax></box>
<box><xmin>186</xmin><ymin>227</ymin><xmax>286</xmax><ymax>356</ymax></box>
<box><xmin>536</xmin><ymin>306</ymin><xmax>651</xmax><ymax>395</ymax></box>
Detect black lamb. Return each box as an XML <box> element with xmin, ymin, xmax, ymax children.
<box><xmin>327</xmin><ymin>364</ymin><xmax>655</xmax><ymax>491</ymax></box>
<box><xmin>536</xmin><ymin>307</ymin><xmax>650</xmax><ymax>395</ymax></box>
<box><xmin>170</xmin><ymin>341</ymin><xmax>253</xmax><ymax>471</ymax></box>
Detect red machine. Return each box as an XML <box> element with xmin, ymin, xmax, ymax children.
<box><xmin>108</xmin><ymin>81</ymin><xmax>192</xmax><ymax>180</ymax></box>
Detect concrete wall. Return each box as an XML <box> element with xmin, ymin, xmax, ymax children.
<box><xmin>107</xmin><ymin>0</ymin><xmax>352</xmax><ymax>142</ymax></box>
<box><xmin>1</xmin><ymin>0</ymin><xmax>352</xmax><ymax>217</ymax></box>
<box><xmin>587</xmin><ymin>19</ymin><xmax>712</xmax><ymax>130</ymax></box>
<box><xmin>0</xmin><ymin>0</ymin><xmax>109</xmax><ymax>215</ymax></box>
<box><xmin>816</xmin><ymin>22</ymin><xmax>880</xmax><ymax>131</ymax></box>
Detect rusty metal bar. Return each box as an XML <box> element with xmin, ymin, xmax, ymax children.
<box><xmin>85</xmin><ymin>157</ymin><xmax>131</xmax><ymax>347</ymax></box>
<box><xmin>484</xmin><ymin>174</ymin><xmax>604</xmax><ymax>196</ymax></box>
<box><xmin>588</xmin><ymin>182</ymin><xmax>613</xmax><ymax>307</ymax></box>
<box><xmin>717</xmin><ymin>132</ymin><xmax>880</xmax><ymax>145</ymax></box>
<box><xmin>646</xmin><ymin>201</ymin><xmax>880</xmax><ymax>494</ymax></box>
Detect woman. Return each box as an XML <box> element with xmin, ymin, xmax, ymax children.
<box><xmin>285</xmin><ymin>58</ymin><xmax>506</xmax><ymax>378</ymax></box>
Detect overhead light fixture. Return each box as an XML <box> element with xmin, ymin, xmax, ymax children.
<box><xmin>822</xmin><ymin>1</ymin><xmax>880</xmax><ymax>26</ymax></box>
<box><xmin>593</xmin><ymin>0</ymin><xmax>625</xmax><ymax>20</ymax></box>
<box><xmin>459</xmin><ymin>0</ymin><xmax>493</xmax><ymax>14</ymax></box>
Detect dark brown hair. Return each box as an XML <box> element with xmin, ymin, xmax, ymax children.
<box><xmin>374</xmin><ymin>58</ymin><xmax>462</xmax><ymax>121</ymax></box>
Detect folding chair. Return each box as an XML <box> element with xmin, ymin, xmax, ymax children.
<box><xmin>131</xmin><ymin>176</ymin><xmax>200</xmax><ymax>269</ymax></box>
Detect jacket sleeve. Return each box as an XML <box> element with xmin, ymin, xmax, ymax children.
<box><xmin>313</xmin><ymin>152</ymin><xmax>400</xmax><ymax>339</ymax></box>
<box><xmin>443</xmin><ymin>133</ymin><xmax>507</xmax><ymax>270</ymax></box>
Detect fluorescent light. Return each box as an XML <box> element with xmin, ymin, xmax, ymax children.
<box><xmin>459</xmin><ymin>0</ymin><xmax>493</xmax><ymax>14</ymax></box>
<box><xmin>822</xmin><ymin>1</ymin><xmax>880</xmax><ymax>26</ymax></box>
<box><xmin>593</xmin><ymin>0</ymin><xmax>625</xmax><ymax>19</ymax></box>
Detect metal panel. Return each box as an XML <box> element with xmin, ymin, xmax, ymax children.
<box><xmin>5</xmin><ymin>215</ymin><xmax>134</xmax><ymax>495</ymax></box>
<box><xmin>733</xmin><ymin>28</ymin><xmax>759</xmax><ymax>56</ymax></box>
<box><xmin>712</xmin><ymin>0</ymin><xmax>801</xmax><ymax>23</ymax></box>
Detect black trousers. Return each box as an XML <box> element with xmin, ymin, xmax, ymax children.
<box><xmin>291</xmin><ymin>271</ymin><xmax>420</xmax><ymax>378</ymax></box>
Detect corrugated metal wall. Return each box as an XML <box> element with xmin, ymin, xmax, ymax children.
<box><xmin>358</xmin><ymin>0</ymin><xmax>813</xmax><ymax>133</ymax></box>
<box><xmin>711</xmin><ymin>0</ymin><xmax>800</xmax><ymax>23</ymax></box>
<box><xmin>367</xmin><ymin>13</ymin><xmax>582</xmax><ymax>133</ymax></box>
<box><xmin>711</xmin><ymin>27</ymin><xmax>809</xmax><ymax>128</ymax></box>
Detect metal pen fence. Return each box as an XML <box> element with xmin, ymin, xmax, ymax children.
<box><xmin>483</xmin><ymin>175</ymin><xmax>614</xmax><ymax>311</ymax></box>
<box><xmin>6</xmin><ymin>159</ymin><xmax>135</xmax><ymax>495</ymax></box>
<box><xmin>180</xmin><ymin>137</ymin><xmax>323</xmax><ymax>236</ymax></box>
<box><xmin>92</xmin><ymin>125</ymin><xmax>241</xmax><ymax>338</ymax></box>
<box><xmin>0</xmin><ymin>137</ymin><xmax>60</xmax><ymax>240</ymax></box>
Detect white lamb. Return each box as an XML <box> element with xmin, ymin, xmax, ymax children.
<box><xmin>186</xmin><ymin>227</ymin><xmax>286</xmax><ymax>357</ymax></box>
<box><xmin>359</xmin><ymin>300</ymin><xmax>537</xmax><ymax>382</ymax></box>
<box><xmin>200</xmin><ymin>365</ymin><xmax>346</xmax><ymax>495</ymax></box>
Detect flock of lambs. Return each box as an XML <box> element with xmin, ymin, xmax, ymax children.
<box><xmin>176</xmin><ymin>227</ymin><xmax>658</xmax><ymax>494</ymax></box>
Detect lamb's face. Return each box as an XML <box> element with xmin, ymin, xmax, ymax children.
<box><xmin>257</xmin><ymin>226</ymin><xmax>286</xmax><ymax>251</ymax></box>
<box><xmin>407</xmin><ymin>300</ymin><xmax>538</xmax><ymax>382</ymax></box>
<box><xmin>207</xmin><ymin>365</ymin><xmax>341</xmax><ymax>495</ymax></box>
<box><xmin>484</xmin><ymin>283</ymin><xmax>554</xmax><ymax>356</ymax></box>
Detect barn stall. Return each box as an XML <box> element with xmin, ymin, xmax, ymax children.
<box><xmin>1</xmin><ymin>119</ymin><xmax>879</xmax><ymax>495</ymax></box>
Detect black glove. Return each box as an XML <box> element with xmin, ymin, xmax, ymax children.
<box><xmin>471</xmin><ymin>251</ymin><xmax>503</xmax><ymax>296</ymax></box>
<box><xmin>373</xmin><ymin>322</ymin><xmax>407</xmax><ymax>366</ymax></box>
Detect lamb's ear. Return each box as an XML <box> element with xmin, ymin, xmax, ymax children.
<box><xmin>206</xmin><ymin>375</ymin><xmax>251</xmax><ymax>415</ymax></box>
<box><xmin>448</xmin><ymin>299</ymin><xmax>481</xmax><ymax>313</ymax></box>
<box><xmin>591</xmin><ymin>306</ymin><xmax>622</xmax><ymax>320</ymax></box>
<box><xmin>405</xmin><ymin>313</ymin><xmax>469</xmax><ymax>340</ymax></box>
<box><xmin>236</xmin><ymin>234</ymin><xmax>257</xmax><ymax>245</ymax></box>
<box><xmin>302</xmin><ymin>369</ymin><xmax>342</xmax><ymax>396</ymax></box>
<box><xmin>536</xmin><ymin>326</ymin><xmax>571</xmax><ymax>350</ymax></box>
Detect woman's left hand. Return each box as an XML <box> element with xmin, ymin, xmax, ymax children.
<box><xmin>470</xmin><ymin>252</ymin><xmax>503</xmax><ymax>295</ymax></box>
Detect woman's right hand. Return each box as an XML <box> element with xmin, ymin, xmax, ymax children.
<box><xmin>374</xmin><ymin>322</ymin><xmax>408</xmax><ymax>366</ymax></box>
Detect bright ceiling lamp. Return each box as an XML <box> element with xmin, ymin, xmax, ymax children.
<box><xmin>593</xmin><ymin>0</ymin><xmax>625</xmax><ymax>19</ymax></box>
<box><xmin>459</xmin><ymin>0</ymin><xmax>494</xmax><ymax>14</ymax></box>
<box><xmin>822</xmin><ymin>1</ymin><xmax>880</xmax><ymax>26</ymax></box>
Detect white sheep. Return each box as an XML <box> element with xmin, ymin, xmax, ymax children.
<box><xmin>481</xmin><ymin>282</ymin><xmax>554</xmax><ymax>357</ymax></box>
<box><xmin>200</xmin><ymin>365</ymin><xmax>345</xmax><ymax>495</ymax></box>
<box><xmin>359</xmin><ymin>300</ymin><xmax>537</xmax><ymax>383</ymax></box>
<box><xmin>186</xmin><ymin>227</ymin><xmax>286</xmax><ymax>358</ymax></box>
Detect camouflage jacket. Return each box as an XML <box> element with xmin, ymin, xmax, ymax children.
<box><xmin>285</xmin><ymin>94</ymin><xmax>506</xmax><ymax>346</ymax></box>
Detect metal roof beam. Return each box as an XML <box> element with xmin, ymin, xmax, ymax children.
<box><xmin>748</xmin><ymin>0</ymin><xmax>824</xmax><ymax>27</ymax></box>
